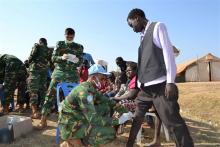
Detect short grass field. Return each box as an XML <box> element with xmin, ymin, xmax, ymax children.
<box><xmin>1</xmin><ymin>82</ymin><xmax>220</xmax><ymax>147</ymax></box>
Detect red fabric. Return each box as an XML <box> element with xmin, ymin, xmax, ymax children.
<box><xmin>79</xmin><ymin>67</ymin><xmax>88</xmax><ymax>83</ymax></box>
<box><xmin>128</xmin><ymin>76</ymin><xmax>136</xmax><ymax>89</ymax></box>
<box><xmin>99</xmin><ymin>80</ymin><xmax>109</xmax><ymax>93</ymax></box>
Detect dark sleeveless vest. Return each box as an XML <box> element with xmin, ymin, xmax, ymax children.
<box><xmin>138</xmin><ymin>22</ymin><xmax>166</xmax><ymax>83</ymax></box>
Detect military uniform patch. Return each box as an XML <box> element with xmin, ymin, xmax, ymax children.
<box><xmin>87</xmin><ymin>94</ymin><xmax>93</xmax><ymax>103</ymax></box>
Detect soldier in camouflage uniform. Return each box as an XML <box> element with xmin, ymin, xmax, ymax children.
<box><xmin>46</xmin><ymin>47</ymin><xmax>54</xmax><ymax>88</ymax></box>
<box><xmin>27</xmin><ymin>38</ymin><xmax>52</xmax><ymax>118</ymax></box>
<box><xmin>59</xmin><ymin>64</ymin><xmax>133</xmax><ymax>147</ymax></box>
<box><xmin>0</xmin><ymin>54</ymin><xmax>27</xmax><ymax>114</ymax></box>
<box><xmin>38</xmin><ymin>28</ymin><xmax>83</xmax><ymax>129</ymax></box>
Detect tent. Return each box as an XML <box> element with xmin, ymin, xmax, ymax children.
<box><xmin>176</xmin><ymin>53</ymin><xmax>220</xmax><ymax>82</ymax></box>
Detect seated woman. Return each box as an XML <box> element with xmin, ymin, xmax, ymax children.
<box><xmin>59</xmin><ymin>64</ymin><xmax>133</xmax><ymax>147</ymax></box>
<box><xmin>113</xmin><ymin>62</ymin><xmax>139</xmax><ymax>111</ymax></box>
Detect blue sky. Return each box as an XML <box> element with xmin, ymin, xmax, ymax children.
<box><xmin>0</xmin><ymin>0</ymin><xmax>219</xmax><ymax>70</ymax></box>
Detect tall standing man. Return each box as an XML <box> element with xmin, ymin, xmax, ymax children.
<box><xmin>38</xmin><ymin>28</ymin><xmax>84</xmax><ymax>129</ymax></box>
<box><xmin>126</xmin><ymin>8</ymin><xmax>194</xmax><ymax>147</ymax></box>
<box><xmin>27</xmin><ymin>38</ymin><xmax>51</xmax><ymax>118</ymax></box>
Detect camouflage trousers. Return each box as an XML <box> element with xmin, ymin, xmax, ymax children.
<box><xmin>41</xmin><ymin>69</ymin><xmax>79</xmax><ymax>116</ymax></box>
<box><xmin>59</xmin><ymin>100</ymin><xmax>116</xmax><ymax>147</ymax></box>
<box><xmin>27</xmin><ymin>70</ymin><xmax>48</xmax><ymax>106</ymax></box>
<box><xmin>1</xmin><ymin>71</ymin><xmax>26</xmax><ymax>106</ymax></box>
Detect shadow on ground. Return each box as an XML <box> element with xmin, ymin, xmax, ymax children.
<box><xmin>0</xmin><ymin>112</ymin><xmax>220</xmax><ymax>147</ymax></box>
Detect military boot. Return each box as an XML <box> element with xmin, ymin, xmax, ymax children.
<box><xmin>31</xmin><ymin>104</ymin><xmax>40</xmax><ymax>119</ymax></box>
<box><xmin>36</xmin><ymin>115</ymin><xmax>47</xmax><ymax>130</ymax></box>
<box><xmin>60</xmin><ymin>139</ymin><xmax>83</xmax><ymax>147</ymax></box>
<box><xmin>3</xmin><ymin>104</ymin><xmax>9</xmax><ymax>115</ymax></box>
<box><xmin>15</xmin><ymin>104</ymin><xmax>25</xmax><ymax>113</ymax></box>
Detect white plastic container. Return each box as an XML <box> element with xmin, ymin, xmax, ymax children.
<box><xmin>0</xmin><ymin>115</ymin><xmax>33</xmax><ymax>139</ymax></box>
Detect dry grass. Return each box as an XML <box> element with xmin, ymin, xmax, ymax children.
<box><xmin>177</xmin><ymin>82</ymin><xmax>220</xmax><ymax>127</ymax></box>
<box><xmin>1</xmin><ymin>82</ymin><xmax>220</xmax><ymax>147</ymax></box>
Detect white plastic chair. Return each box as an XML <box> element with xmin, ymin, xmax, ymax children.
<box><xmin>136</xmin><ymin>112</ymin><xmax>170</xmax><ymax>145</ymax></box>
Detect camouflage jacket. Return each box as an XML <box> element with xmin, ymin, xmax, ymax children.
<box><xmin>28</xmin><ymin>43</ymin><xmax>51</xmax><ymax>71</ymax></box>
<box><xmin>0</xmin><ymin>54</ymin><xmax>27</xmax><ymax>82</ymax></box>
<box><xmin>52</xmin><ymin>41</ymin><xmax>83</xmax><ymax>71</ymax></box>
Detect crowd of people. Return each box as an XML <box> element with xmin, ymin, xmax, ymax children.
<box><xmin>0</xmin><ymin>8</ymin><xmax>194</xmax><ymax>147</ymax></box>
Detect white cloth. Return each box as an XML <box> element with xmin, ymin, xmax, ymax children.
<box><xmin>137</xmin><ymin>21</ymin><xmax>177</xmax><ymax>87</ymax></box>
<box><xmin>118</xmin><ymin>111</ymin><xmax>134</xmax><ymax>124</ymax></box>
<box><xmin>65</xmin><ymin>40</ymin><xmax>73</xmax><ymax>44</ymax></box>
<box><xmin>67</xmin><ymin>54</ymin><xmax>79</xmax><ymax>63</ymax></box>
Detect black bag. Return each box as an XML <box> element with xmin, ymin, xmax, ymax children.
<box><xmin>0</xmin><ymin>123</ymin><xmax>14</xmax><ymax>144</ymax></box>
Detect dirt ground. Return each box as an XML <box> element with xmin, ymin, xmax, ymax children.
<box><xmin>1</xmin><ymin>82</ymin><xmax>220</xmax><ymax>147</ymax></box>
